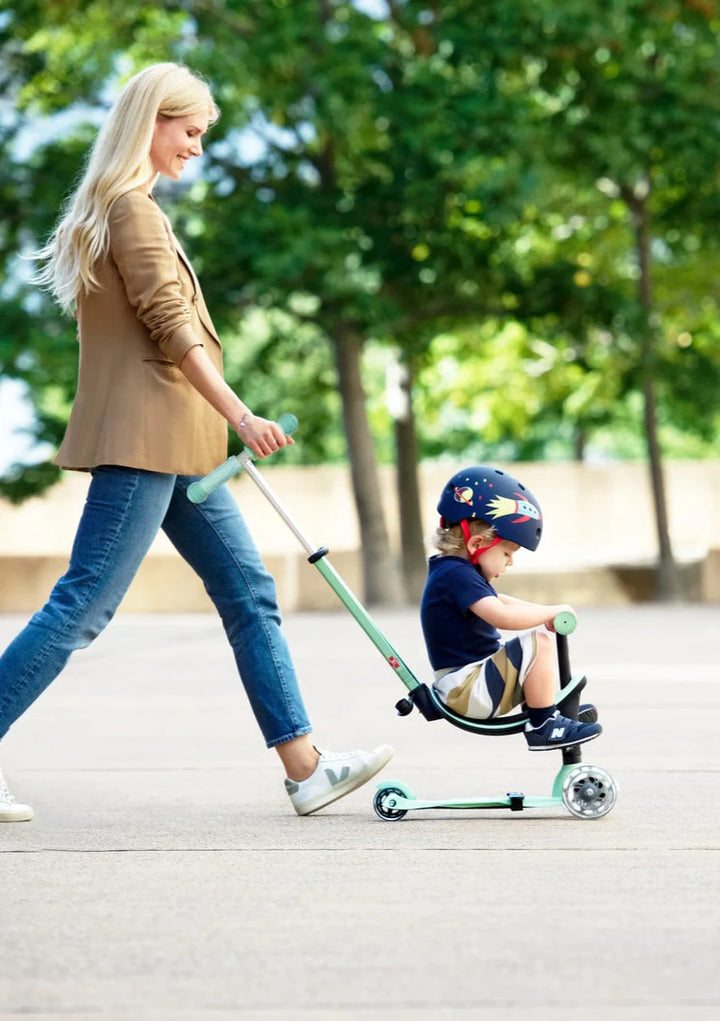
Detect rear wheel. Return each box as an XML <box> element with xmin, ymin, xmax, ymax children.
<box><xmin>373</xmin><ymin>785</ymin><xmax>408</xmax><ymax>821</ymax></box>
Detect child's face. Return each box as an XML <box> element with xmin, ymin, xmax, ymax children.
<box><xmin>477</xmin><ymin>539</ymin><xmax>520</xmax><ymax>582</ymax></box>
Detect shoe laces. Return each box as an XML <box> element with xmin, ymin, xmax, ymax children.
<box><xmin>318</xmin><ymin>748</ymin><xmax>362</xmax><ymax>762</ymax></box>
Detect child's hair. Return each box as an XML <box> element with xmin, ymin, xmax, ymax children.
<box><xmin>431</xmin><ymin>518</ymin><xmax>497</xmax><ymax>556</ymax></box>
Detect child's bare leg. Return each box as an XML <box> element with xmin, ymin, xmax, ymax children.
<box><xmin>522</xmin><ymin>630</ymin><xmax>602</xmax><ymax>749</ymax></box>
<box><xmin>521</xmin><ymin>630</ymin><xmax>556</xmax><ymax>708</ymax></box>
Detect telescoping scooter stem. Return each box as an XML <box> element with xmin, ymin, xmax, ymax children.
<box><xmin>187</xmin><ymin>415</ymin><xmax>424</xmax><ymax>695</ymax></box>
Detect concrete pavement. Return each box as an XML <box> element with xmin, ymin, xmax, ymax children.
<box><xmin>1</xmin><ymin>604</ymin><xmax>719</xmax><ymax>1019</ymax></box>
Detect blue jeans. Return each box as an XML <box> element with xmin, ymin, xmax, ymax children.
<box><xmin>0</xmin><ymin>467</ymin><xmax>312</xmax><ymax>747</ymax></box>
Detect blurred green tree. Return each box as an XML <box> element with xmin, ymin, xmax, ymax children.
<box><xmin>2</xmin><ymin>0</ymin><xmax>719</xmax><ymax>605</ymax></box>
<box><xmin>515</xmin><ymin>0</ymin><xmax>720</xmax><ymax>595</ymax></box>
<box><xmin>182</xmin><ymin>0</ymin><xmax>632</xmax><ymax>598</ymax></box>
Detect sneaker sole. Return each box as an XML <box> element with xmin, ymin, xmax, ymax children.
<box><xmin>295</xmin><ymin>745</ymin><xmax>395</xmax><ymax>816</ymax></box>
<box><xmin>527</xmin><ymin>730</ymin><xmax>602</xmax><ymax>752</ymax></box>
<box><xmin>0</xmin><ymin>805</ymin><xmax>34</xmax><ymax>822</ymax></box>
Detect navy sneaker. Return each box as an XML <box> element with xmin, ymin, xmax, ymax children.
<box><xmin>554</xmin><ymin>703</ymin><xmax>597</xmax><ymax>722</ymax></box>
<box><xmin>524</xmin><ymin>711</ymin><xmax>602</xmax><ymax>751</ymax></box>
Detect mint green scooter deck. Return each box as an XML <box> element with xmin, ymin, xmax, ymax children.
<box><xmin>375</xmin><ymin>764</ymin><xmax>579</xmax><ymax>815</ymax></box>
<box><xmin>375</xmin><ymin>761</ymin><xmax>618</xmax><ymax>820</ymax></box>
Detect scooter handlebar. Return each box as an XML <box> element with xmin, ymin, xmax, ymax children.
<box><xmin>553</xmin><ymin>610</ymin><xmax>577</xmax><ymax>636</ymax></box>
<box><xmin>187</xmin><ymin>412</ymin><xmax>298</xmax><ymax>504</ymax></box>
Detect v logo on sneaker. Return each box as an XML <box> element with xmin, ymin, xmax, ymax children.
<box><xmin>324</xmin><ymin>766</ymin><xmax>351</xmax><ymax>786</ymax></box>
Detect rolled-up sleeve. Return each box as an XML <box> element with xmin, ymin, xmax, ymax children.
<box><xmin>108</xmin><ymin>191</ymin><xmax>202</xmax><ymax>364</ymax></box>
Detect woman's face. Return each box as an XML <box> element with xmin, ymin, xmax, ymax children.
<box><xmin>149</xmin><ymin>112</ymin><xmax>209</xmax><ymax>180</ymax></box>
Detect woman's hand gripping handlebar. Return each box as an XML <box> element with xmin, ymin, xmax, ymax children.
<box><xmin>187</xmin><ymin>412</ymin><xmax>298</xmax><ymax>504</ymax></box>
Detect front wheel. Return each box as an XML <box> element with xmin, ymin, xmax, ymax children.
<box><xmin>561</xmin><ymin>764</ymin><xmax>617</xmax><ymax>819</ymax></box>
<box><xmin>373</xmin><ymin>785</ymin><xmax>408</xmax><ymax>821</ymax></box>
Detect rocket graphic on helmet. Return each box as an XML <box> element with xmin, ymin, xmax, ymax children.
<box><xmin>437</xmin><ymin>465</ymin><xmax>543</xmax><ymax>551</ymax></box>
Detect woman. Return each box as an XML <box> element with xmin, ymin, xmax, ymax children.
<box><xmin>0</xmin><ymin>63</ymin><xmax>392</xmax><ymax>823</ymax></box>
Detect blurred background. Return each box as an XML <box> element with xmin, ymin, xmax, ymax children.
<box><xmin>2</xmin><ymin>0</ymin><xmax>720</xmax><ymax>610</ymax></box>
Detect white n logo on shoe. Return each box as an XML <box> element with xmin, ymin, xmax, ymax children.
<box><xmin>325</xmin><ymin>766</ymin><xmax>351</xmax><ymax>786</ymax></box>
<box><xmin>551</xmin><ymin>727</ymin><xmax>566</xmax><ymax>740</ymax></box>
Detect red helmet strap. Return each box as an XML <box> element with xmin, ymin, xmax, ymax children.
<box><xmin>459</xmin><ymin>520</ymin><xmax>503</xmax><ymax>565</ymax></box>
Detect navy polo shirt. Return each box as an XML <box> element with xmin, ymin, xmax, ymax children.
<box><xmin>420</xmin><ymin>555</ymin><xmax>501</xmax><ymax>671</ymax></box>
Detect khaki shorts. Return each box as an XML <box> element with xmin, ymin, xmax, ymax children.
<box><xmin>433</xmin><ymin>630</ymin><xmax>539</xmax><ymax>720</ymax></box>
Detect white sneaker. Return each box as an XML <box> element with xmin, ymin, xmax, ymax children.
<box><xmin>285</xmin><ymin>745</ymin><xmax>394</xmax><ymax>816</ymax></box>
<box><xmin>0</xmin><ymin>768</ymin><xmax>34</xmax><ymax>823</ymax></box>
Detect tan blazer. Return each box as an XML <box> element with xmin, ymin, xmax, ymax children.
<box><xmin>54</xmin><ymin>188</ymin><xmax>227</xmax><ymax>475</ymax></box>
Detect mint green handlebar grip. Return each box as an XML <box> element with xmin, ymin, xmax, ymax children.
<box><xmin>187</xmin><ymin>457</ymin><xmax>245</xmax><ymax>503</ymax></box>
<box><xmin>187</xmin><ymin>412</ymin><xmax>298</xmax><ymax>504</ymax></box>
<box><xmin>553</xmin><ymin>610</ymin><xmax>577</xmax><ymax>635</ymax></box>
<box><xmin>275</xmin><ymin>412</ymin><xmax>298</xmax><ymax>437</ymax></box>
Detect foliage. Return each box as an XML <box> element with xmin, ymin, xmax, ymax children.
<box><xmin>1</xmin><ymin>0</ymin><xmax>720</xmax><ymax>506</ymax></box>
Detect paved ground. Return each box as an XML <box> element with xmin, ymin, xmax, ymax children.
<box><xmin>1</xmin><ymin>604</ymin><xmax>719</xmax><ymax>1020</ymax></box>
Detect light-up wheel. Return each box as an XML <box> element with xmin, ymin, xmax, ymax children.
<box><xmin>562</xmin><ymin>765</ymin><xmax>617</xmax><ymax>819</ymax></box>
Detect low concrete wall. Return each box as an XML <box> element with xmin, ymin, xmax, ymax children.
<box><xmin>0</xmin><ymin>550</ymin><xmax>364</xmax><ymax>615</ymax></box>
<box><xmin>1</xmin><ymin>550</ymin><xmax>710</xmax><ymax>615</ymax></box>
<box><xmin>1</xmin><ymin>460</ymin><xmax>719</xmax><ymax>612</ymax></box>
<box><xmin>701</xmin><ymin>548</ymin><xmax>720</xmax><ymax>602</ymax></box>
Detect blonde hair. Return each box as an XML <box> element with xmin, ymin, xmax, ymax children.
<box><xmin>35</xmin><ymin>62</ymin><xmax>219</xmax><ymax>311</ymax></box>
<box><xmin>431</xmin><ymin>518</ymin><xmax>497</xmax><ymax>556</ymax></box>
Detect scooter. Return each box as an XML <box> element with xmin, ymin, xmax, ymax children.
<box><xmin>371</xmin><ymin>608</ymin><xmax>617</xmax><ymax>822</ymax></box>
<box><xmin>188</xmin><ymin>415</ymin><xmax>618</xmax><ymax>822</ymax></box>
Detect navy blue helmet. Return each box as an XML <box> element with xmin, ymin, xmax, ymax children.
<box><xmin>437</xmin><ymin>465</ymin><xmax>543</xmax><ymax>551</ymax></box>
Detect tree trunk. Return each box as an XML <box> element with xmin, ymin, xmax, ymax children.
<box><xmin>573</xmin><ymin>427</ymin><xmax>587</xmax><ymax>463</ymax></box>
<box><xmin>641</xmin><ymin>369</ymin><xmax>678</xmax><ymax>598</ymax></box>
<box><xmin>389</xmin><ymin>356</ymin><xmax>427</xmax><ymax>602</ymax></box>
<box><xmin>333</xmin><ymin>325</ymin><xmax>404</xmax><ymax>606</ymax></box>
<box><xmin>627</xmin><ymin>184</ymin><xmax>679</xmax><ymax>600</ymax></box>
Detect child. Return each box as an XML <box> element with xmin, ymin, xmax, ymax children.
<box><xmin>420</xmin><ymin>465</ymin><xmax>601</xmax><ymax>751</ymax></box>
